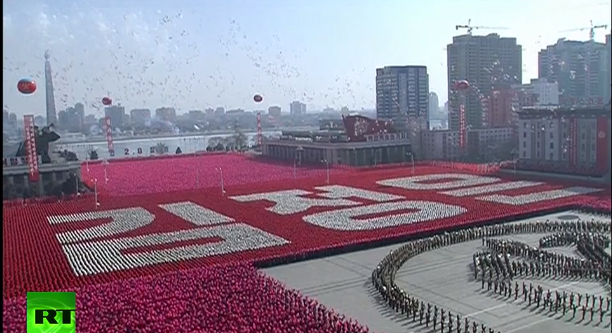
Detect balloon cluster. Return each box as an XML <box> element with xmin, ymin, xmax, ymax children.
<box><xmin>17</xmin><ymin>77</ymin><xmax>117</xmax><ymax>109</ymax></box>
<box><xmin>453</xmin><ymin>80</ymin><xmax>470</xmax><ymax>91</ymax></box>
<box><xmin>17</xmin><ymin>74</ymin><xmax>262</xmax><ymax>108</ymax></box>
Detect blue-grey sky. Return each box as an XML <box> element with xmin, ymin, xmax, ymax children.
<box><xmin>3</xmin><ymin>0</ymin><xmax>611</xmax><ymax>117</ymax></box>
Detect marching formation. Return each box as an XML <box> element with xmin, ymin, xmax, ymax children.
<box><xmin>372</xmin><ymin>217</ymin><xmax>611</xmax><ymax>332</ymax></box>
<box><xmin>476</xmin><ymin>227</ymin><xmax>611</xmax><ymax>326</ymax></box>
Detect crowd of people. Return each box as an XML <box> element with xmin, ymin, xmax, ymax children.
<box><xmin>4</xmin><ymin>264</ymin><xmax>370</xmax><ymax>333</ymax></box>
<box><xmin>500</xmin><ymin>159</ymin><xmax>607</xmax><ymax>177</ymax></box>
<box><xmin>372</xmin><ymin>217</ymin><xmax>611</xmax><ymax>332</ymax></box>
<box><xmin>475</xmin><ymin>232</ymin><xmax>610</xmax><ymax>325</ymax></box>
<box><xmin>477</xmin><ymin>232</ymin><xmax>610</xmax><ymax>281</ymax></box>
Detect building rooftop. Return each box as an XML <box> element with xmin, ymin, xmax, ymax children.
<box><xmin>517</xmin><ymin>106</ymin><xmax>611</xmax><ymax>118</ymax></box>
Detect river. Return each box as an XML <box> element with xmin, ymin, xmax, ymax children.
<box><xmin>54</xmin><ymin>129</ymin><xmax>292</xmax><ymax>160</ymax></box>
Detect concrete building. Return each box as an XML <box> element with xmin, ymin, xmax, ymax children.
<box><xmin>215</xmin><ymin>107</ymin><xmax>225</xmax><ymax>116</ymax></box>
<box><xmin>105</xmin><ymin>105</ymin><xmax>126</xmax><ymax>128</ymax></box>
<box><xmin>538</xmin><ymin>38</ymin><xmax>608</xmax><ymax>106</ymax></box>
<box><xmin>606</xmin><ymin>34</ymin><xmax>611</xmax><ymax>103</ymax></box>
<box><xmin>74</xmin><ymin>103</ymin><xmax>85</xmax><ymax>119</ymax></box>
<box><xmin>3</xmin><ymin>157</ymin><xmax>81</xmax><ymax>199</ymax></box>
<box><xmin>155</xmin><ymin>107</ymin><xmax>177</xmax><ymax>122</ymax></box>
<box><xmin>57</xmin><ymin>106</ymin><xmax>83</xmax><ymax>132</ymax></box>
<box><xmin>517</xmin><ymin>107</ymin><xmax>610</xmax><ymax>174</ymax></box>
<box><xmin>263</xmin><ymin>115</ymin><xmax>412</xmax><ymax>167</ymax></box>
<box><xmin>511</xmin><ymin>78</ymin><xmax>559</xmax><ymax>107</ymax></box>
<box><xmin>268</xmin><ymin>106</ymin><xmax>282</xmax><ymax>118</ymax></box>
<box><xmin>485</xmin><ymin>88</ymin><xmax>515</xmax><ymax>128</ymax></box>
<box><xmin>447</xmin><ymin>34</ymin><xmax>522</xmax><ymax>130</ymax></box>
<box><xmin>188</xmin><ymin>110</ymin><xmax>204</xmax><ymax>122</ymax></box>
<box><xmin>130</xmin><ymin>109</ymin><xmax>151</xmax><ymax>126</ymax></box>
<box><xmin>421</xmin><ymin>127</ymin><xmax>515</xmax><ymax>161</ymax></box>
<box><xmin>289</xmin><ymin>101</ymin><xmax>306</xmax><ymax>116</ymax></box>
<box><xmin>375</xmin><ymin>65</ymin><xmax>429</xmax><ymax>127</ymax></box>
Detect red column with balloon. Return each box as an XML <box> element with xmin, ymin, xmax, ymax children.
<box><xmin>254</xmin><ymin>94</ymin><xmax>263</xmax><ymax>146</ymax></box>
<box><xmin>102</xmin><ymin>97</ymin><xmax>114</xmax><ymax>156</ymax></box>
<box><xmin>452</xmin><ymin>80</ymin><xmax>470</xmax><ymax>150</ymax></box>
<box><xmin>256</xmin><ymin>112</ymin><xmax>262</xmax><ymax>146</ymax></box>
<box><xmin>16</xmin><ymin>78</ymin><xmax>39</xmax><ymax>180</ymax></box>
<box><xmin>104</xmin><ymin>117</ymin><xmax>115</xmax><ymax>156</ymax></box>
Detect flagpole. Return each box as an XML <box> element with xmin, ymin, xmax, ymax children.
<box><xmin>94</xmin><ymin>179</ymin><xmax>99</xmax><ymax>209</ymax></box>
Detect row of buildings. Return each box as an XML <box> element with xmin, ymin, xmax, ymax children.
<box><xmin>56</xmin><ymin>102</ymin><xmax>310</xmax><ymax>131</ymax></box>
<box><xmin>375</xmin><ymin>33</ymin><xmax>611</xmax><ymax>132</ymax></box>
<box><xmin>261</xmin><ymin>32</ymin><xmax>612</xmax><ymax>181</ymax></box>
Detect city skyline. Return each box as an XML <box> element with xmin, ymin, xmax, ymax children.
<box><xmin>3</xmin><ymin>0</ymin><xmax>611</xmax><ymax>117</ymax></box>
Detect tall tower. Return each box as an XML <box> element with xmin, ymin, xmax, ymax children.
<box><xmin>44</xmin><ymin>50</ymin><xmax>58</xmax><ymax>126</ymax></box>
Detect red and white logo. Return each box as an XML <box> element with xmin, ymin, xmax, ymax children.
<box><xmin>598</xmin><ymin>131</ymin><xmax>606</xmax><ymax>139</ymax></box>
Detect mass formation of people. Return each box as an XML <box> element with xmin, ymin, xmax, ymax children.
<box><xmin>372</xmin><ymin>217</ymin><xmax>611</xmax><ymax>333</ymax></box>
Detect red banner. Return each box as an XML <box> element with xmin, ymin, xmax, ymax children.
<box><xmin>568</xmin><ymin>118</ymin><xmax>577</xmax><ymax>167</ymax></box>
<box><xmin>596</xmin><ymin>117</ymin><xmax>609</xmax><ymax>171</ymax></box>
<box><xmin>104</xmin><ymin>116</ymin><xmax>115</xmax><ymax>156</ymax></box>
<box><xmin>256</xmin><ymin>112</ymin><xmax>262</xmax><ymax>146</ymax></box>
<box><xmin>23</xmin><ymin>115</ymin><xmax>39</xmax><ymax>182</ymax></box>
<box><xmin>459</xmin><ymin>104</ymin><xmax>466</xmax><ymax>149</ymax></box>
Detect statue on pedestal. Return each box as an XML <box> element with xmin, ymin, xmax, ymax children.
<box><xmin>15</xmin><ymin>124</ymin><xmax>61</xmax><ymax>163</ymax></box>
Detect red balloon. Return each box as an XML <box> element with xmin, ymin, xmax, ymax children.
<box><xmin>253</xmin><ymin>94</ymin><xmax>263</xmax><ymax>103</ymax></box>
<box><xmin>17</xmin><ymin>78</ymin><xmax>37</xmax><ymax>95</ymax></box>
<box><xmin>102</xmin><ymin>97</ymin><xmax>112</xmax><ymax>106</ymax></box>
<box><xmin>453</xmin><ymin>80</ymin><xmax>470</xmax><ymax>91</ymax></box>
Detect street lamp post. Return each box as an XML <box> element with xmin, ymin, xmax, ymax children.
<box><xmin>102</xmin><ymin>159</ymin><xmax>109</xmax><ymax>184</ymax></box>
<box><xmin>196</xmin><ymin>166</ymin><xmax>200</xmax><ymax>188</ymax></box>
<box><xmin>321</xmin><ymin>159</ymin><xmax>330</xmax><ymax>184</ymax></box>
<box><xmin>406</xmin><ymin>152</ymin><xmax>415</xmax><ymax>174</ymax></box>
<box><xmin>94</xmin><ymin>178</ymin><xmax>99</xmax><ymax>209</ymax></box>
<box><xmin>216</xmin><ymin>167</ymin><xmax>225</xmax><ymax>195</ymax></box>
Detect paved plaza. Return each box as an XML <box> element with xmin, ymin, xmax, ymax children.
<box><xmin>264</xmin><ymin>211</ymin><xmax>612</xmax><ymax>333</ymax></box>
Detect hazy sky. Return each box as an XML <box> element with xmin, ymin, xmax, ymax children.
<box><xmin>3</xmin><ymin>0</ymin><xmax>611</xmax><ymax>117</ymax></box>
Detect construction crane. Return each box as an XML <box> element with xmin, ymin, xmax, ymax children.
<box><xmin>455</xmin><ymin>19</ymin><xmax>509</xmax><ymax>35</ymax></box>
<box><xmin>560</xmin><ymin>20</ymin><xmax>608</xmax><ymax>41</ymax></box>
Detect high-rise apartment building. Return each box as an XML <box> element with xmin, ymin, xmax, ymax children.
<box><xmin>289</xmin><ymin>101</ymin><xmax>306</xmax><ymax>116</ymax></box>
<box><xmin>375</xmin><ymin>65</ymin><xmax>429</xmax><ymax>127</ymax></box>
<box><xmin>58</xmin><ymin>104</ymin><xmax>84</xmax><ymax>132</ymax></box>
<box><xmin>447</xmin><ymin>34</ymin><xmax>522</xmax><ymax>130</ymax></box>
<box><xmin>268</xmin><ymin>106</ymin><xmax>281</xmax><ymax>118</ymax></box>
<box><xmin>105</xmin><ymin>105</ymin><xmax>126</xmax><ymax>128</ymax></box>
<box><xmin>428</xmin><ymin>92</ymin><xmax>439</xmax><ymax>117</ymax></box>
<box><xmin>155</xmin><ymin>107</ymin><xmax>177</xmax><ymax>122</ymax></box>
<box><xmin>74</xmin><ymin>103</ymin><xmax>85</xmax><ymax>119</ymax></box>
<box><xmin>606</xmin><ymin>34</ymin><xmax>611</xmax><ymax>103</ymax></box>
<box><xmin>130</xmin><ymin>109</ymin><xmax>151</xmax><ymax>126</ymax></box>
<box><xmin>188</xmin><ymin>110</ymin><xmax>204</xmax><ymax>122</ymax></box>
<box><xmin>538</xmin><ymin>38</ymin><xmax>608</xmax><ymax>106</ymax></box>
<box><xmin>44</xmin><ymin>50</ymin><xmax>58</xmax><ymax>126</ymax></box>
